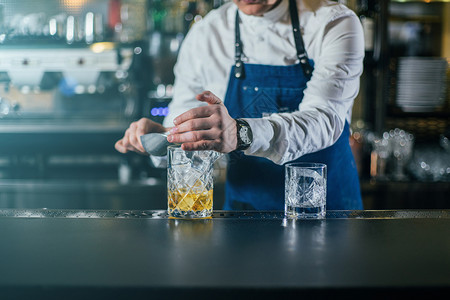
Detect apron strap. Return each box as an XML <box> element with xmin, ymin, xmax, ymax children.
<box><xmin>233</xmin><ymin>0</ymin><xmax>313</xmax><ymax>80</ymax></box>
<box><xmin>288</xmin><ymin>0</ymin><xmax>313</xmax><ymax>78</ymax></box>
<box><xmin>234</xmin><ymin>9</ymin><xmax>245</xmax><ymax>79</ymax></box>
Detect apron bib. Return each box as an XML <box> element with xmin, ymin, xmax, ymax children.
<box><xmin>223</xmin><ymin>0</ymin><xmax>363</xmax><ymax>210</ymax></box>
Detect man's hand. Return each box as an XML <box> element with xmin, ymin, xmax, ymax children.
<box><xmin>167</xmin><ymin>91</ymin><xmax>237</xmax><ymax>153</ymax></box>
<box><xmin>115</xmin><ymin>118</ymin><xmax>166</xmax><ymax>154</ymax></box>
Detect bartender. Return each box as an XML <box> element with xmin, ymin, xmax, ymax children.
<box><xmin>115</xmin><ymin>0</ymin><xmax>364</xmax><ymax>210</ymax></box>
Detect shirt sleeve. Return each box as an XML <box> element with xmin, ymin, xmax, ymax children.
<box><xmin>162</xmin><ymin>22</ymin><xmax>208</xmax><ymax>128</ymax></box>
<box><xmin>243</xmin><ymin>13</ymin><xmax>364</xmax><ymax>165</ymax></box>
<box><xmin>153</xmin><ymin>22</ymin><xmax>209</xmax><ymax>167</ymax></box>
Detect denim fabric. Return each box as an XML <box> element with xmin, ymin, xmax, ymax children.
<box><xmin>223</xmin><ymin>61</ymin><xmax>363</xmax><ymax>210</ymax></box>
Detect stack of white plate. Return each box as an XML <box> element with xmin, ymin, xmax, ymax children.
<box><xmin>396</xmin><ymin>57</ymin><xmax>448</xmax><ymax>112</ymax></box>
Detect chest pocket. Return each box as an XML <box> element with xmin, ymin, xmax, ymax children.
<box><xmin>240</xmin><ymin>85</ymin><xmax>307</xmax><ymax>117</ymax></box>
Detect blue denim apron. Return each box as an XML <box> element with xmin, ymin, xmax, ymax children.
<box><xmin>223</xmin><ymin>0</ymin><xmax>363</xmax><ymax>210</ymax></box>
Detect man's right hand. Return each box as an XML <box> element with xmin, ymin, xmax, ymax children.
<box><xmin>115</xmin><ymin>118</ymin><xmax>166</xmax><ymax>155</ymax></box>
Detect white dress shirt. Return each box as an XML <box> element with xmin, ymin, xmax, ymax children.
<box><xmin>164</xmin><ymin>0</ymin><xmax>364</xmax><ymax>165</ymax></box>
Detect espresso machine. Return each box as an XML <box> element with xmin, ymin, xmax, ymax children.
<box><xmin>0</xmin><ymin>0</ymin><xmax>227</xmax><ymax>210</ymax></box>
<box><xmin>0</xmin><ymin>0</ymin><xmax>169</xmax><ymax>209</ymax></box>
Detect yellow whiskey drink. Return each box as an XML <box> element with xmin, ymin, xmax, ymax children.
<box><xmin>168</xmin><ymin>188</ymin><xmax>213</xmax><ymax>219</ymax></box>
<box><xmin>167</xmin><ymin>145</ymin><xmax>217</xmax><ymax>219</ymax></box>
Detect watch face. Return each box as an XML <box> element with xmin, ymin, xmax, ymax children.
<box><xmin>239</xmin><ymin>126</ymin><xmax>251</xmax><ymax>144</ymax></box>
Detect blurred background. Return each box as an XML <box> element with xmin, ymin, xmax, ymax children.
<box><xmin>0</xmin><ymin>0</ymin><xmax>448</xmax><ymax>210</ymax></box>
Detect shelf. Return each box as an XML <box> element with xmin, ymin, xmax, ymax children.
<box><xmin>387</xmin><ymin>106</ymin><xmax>450</xmax><ymax>118</ymax></box>
<box><xmin>389</xmin><ymin>14</ymin><xmax>442</xmax><ymax>23</ymax></box>
<box><xmin>391</xmin><ymin>0</ymin><xmax>450</xmax><ymax>3</ymax></box>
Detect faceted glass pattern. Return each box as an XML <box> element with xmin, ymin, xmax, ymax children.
<box><xmin>167</xmin><ymin>146</ymin><xmax>216</xmax><ymax>219</ymax></box>
<box><xmin>285</xmin><ymin>163</ymin><xmax>327</xmax><ymax>219</ymax></box>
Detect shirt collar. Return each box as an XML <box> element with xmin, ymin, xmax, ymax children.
<box><xmin>263</xmin><ymin>0</ymin><xmax>289</xmax><ymax>22</ymax></box>
<box><xmin>236</xmin><ymin>0</ymin><xmax>289</xmax><ymax>25</ymax></box>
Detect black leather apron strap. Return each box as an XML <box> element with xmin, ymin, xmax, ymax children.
<box><xmin>288</xmin><ymin>0</ymin><xmax>313</xmax><ymax>78</ymax></box>
<box><xmin>234</xmin><ymin>9</ymin><xmax>245</xmax><ymax>79</ymax></box>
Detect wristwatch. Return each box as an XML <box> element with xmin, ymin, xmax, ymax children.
<box><xmin>235</xmin><ymin>118</ymin><xmax>253</xmax><ymax>151</ymax></box>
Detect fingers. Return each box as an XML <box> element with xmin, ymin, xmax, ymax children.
<box><xmin>127</xmin><ymin>123</ymin><xmax>146</xmax><ymax>153</ymax></box>
<box><xmin>122</xmin><ymin>128</ymin><xmax>146</xmax><ymax>154</ymax></box>
<box><xmin>172</xmin><ymin>91</ymin><xmax>223</xmax><ymax>126</ymax></box>
<box><xmin>115</xmin><ymin>137</ymin><xmax>145</xmax><ymax>155</ymax></box>
<box><xmin>164</xmin><ymin>91</ymin><xmax>237</xmax><ymax>153</ymax></box>
<box><xmin>168</xmin><ymin>128</ymin><xmax>220</xmax><ymax>144</ymax></box>
<box><xmin>196</xmin><ymin>91</ymin><xmax>223</xmax><ymax>105</ymax></box>
<box><xmin>173</xmin><ymin>105</ymin><xmax>214</xmax><ymax>126</ymax></box>
<box><xmin>115</xmin><ymin>139</ymin><xmax>127</xmax><ymax>153</ymax></box>
<box><xmin>114</xmin><ymin>118</ymin><xmax>164</xmax><ymax>155</ymax></box>
<box><xmin>168</xmin><ymin>91</ymin><xmax>237</xmax><ymax>153</ymax></box>
<box><xmin>181</xmin><ymin>140</ymin><xmax>221</xmax><ymax>152</ymax></box>
<box><xmin>170</xmin><ymin>117</ymin><xmax>214</xmax><ymax>134</ymax></box>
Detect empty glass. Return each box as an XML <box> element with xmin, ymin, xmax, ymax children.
<box><xmin>285</xmin><ymin>163</ymin><xmax>327</xmax><ymax>219</ymax></box>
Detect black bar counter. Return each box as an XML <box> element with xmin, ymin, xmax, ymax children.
<box><xmin>0</xmin><ymin>210</ymin><xmax>449</xmax><ymax>299</ymax></box>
